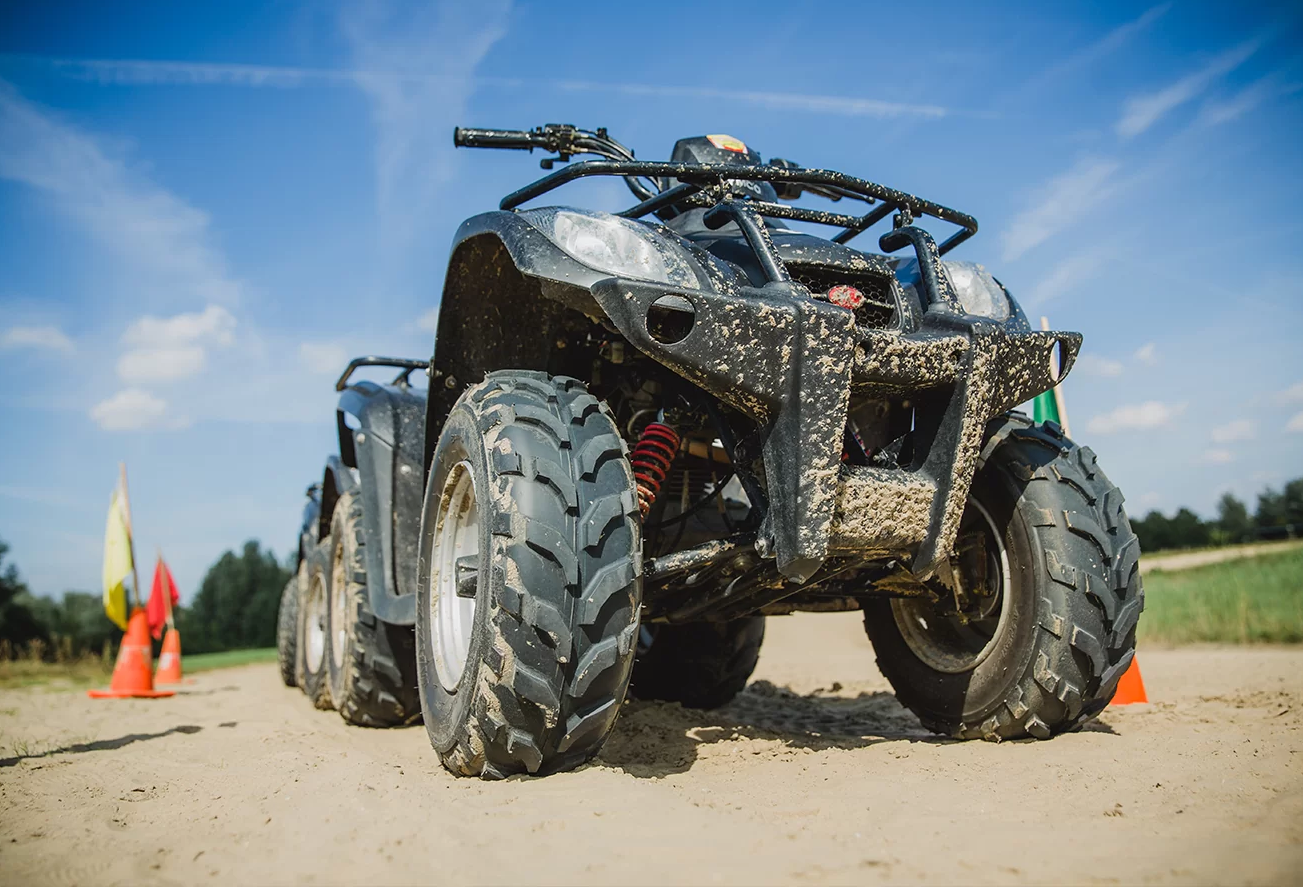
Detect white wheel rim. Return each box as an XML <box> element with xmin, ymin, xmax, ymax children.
<box><xmin>430</xmin><ymin>461</ymin><xmax>480</xmax><ymax>692</ymax></box>
<box><xmin>330</xmin><ymin>535</ymin><xmax>349</xmax><ymax>670</ymax></box>
<box><xmin>892</xmin><ymin>496</ymin><xmax>1013</xmax><ymax>674</ymax></box>
<box><xmin>305</xmin><ymin>571</ymin><xmax>327</xmax><ymax>674</ymax></box>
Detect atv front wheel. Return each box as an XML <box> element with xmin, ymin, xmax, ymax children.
<box><xmin>298</xmin><ymin>542</ymin><xmax>334</xmax><ymax>711</ymax></box>
<box><xmin>864</xmin><ymin>416</ymin><xmax>1143</xmax><ymax>740</ymax></box>
<box><xmin>416</xmin><ymin>371</ymin><xmax>642</xmax><ymax>778</ymax></box>
<box><xmin>628</xmin><ymin>617</ymin><xmax>764</xmax><ymax>709</ymax></box>
<box><xmin>324</xmin><ymin>491</ymin><xmax>421</xmax><ymax>726</ymax></box>
<box><xmin>276</xmin><ymin>570</ymin><xmax>300</xmax><ymax>688</ymax></box>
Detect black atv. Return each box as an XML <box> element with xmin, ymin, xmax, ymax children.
<box><xmin>276</xmin><ymin>125</ymin><xmax>1143</xmax><ymax>778</ymax></box>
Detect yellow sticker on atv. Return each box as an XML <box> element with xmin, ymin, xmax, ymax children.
<box><xmin>706</xmin><ymin>134</ymin><xmax>748</xmax><ymax>154</ymax></box>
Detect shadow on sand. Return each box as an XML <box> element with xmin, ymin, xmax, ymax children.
<box><xmin>1</xmin><ymin>725</ymin><xmax>203</xmax><ymax>768</ymax></box>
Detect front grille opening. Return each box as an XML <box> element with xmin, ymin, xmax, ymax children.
<box><xmin>786</xmin><ymin>263</ymin><xmax>898</xmax><ymax>329</ymax></box>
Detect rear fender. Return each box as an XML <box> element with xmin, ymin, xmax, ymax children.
<box><xmin>332</xmin><ymin>381</ymin><xmax>426</xmax><ymax>626</ymax></box>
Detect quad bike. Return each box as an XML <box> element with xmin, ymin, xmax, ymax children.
<box><xmin>276</xmin><ymin>125</ymin><xmax>1143</xmax><ymax>777</ymax></box>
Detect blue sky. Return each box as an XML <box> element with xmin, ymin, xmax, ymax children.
<box><xmin>1</xmin><ymin>1</ymin><xmax>1301</xmax><ymax>602</ymax></box>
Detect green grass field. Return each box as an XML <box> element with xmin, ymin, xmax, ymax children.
<box><xmin>0</xmin><ymin>647</ymin><xmax>277</xmax><ymax>690</ymax></box>
<box><xmin>1140</xmin><ymin>546</ymin><xmax>1303</xmax><ymax>644</ymax></box>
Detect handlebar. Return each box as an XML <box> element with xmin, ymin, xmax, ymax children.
<box><xmin>453</xmin><ymin>127</ymin><xmax>542</xmax><ymax>150</ymax></box>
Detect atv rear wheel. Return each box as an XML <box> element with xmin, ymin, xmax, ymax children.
<box><xmin>276</xmin><ymin>570</ymin><xmax>300</xmax><ymax>688</ymax></box>
<box><xmin>324</xmin><ymin>491</ymin><xmax>421</xmax><ymax>726</ymax></box>
<box><xmin>298</xmin><ymin>542</ymin><xmax>334</xmax><ymax>711</ymax></box>
<box><xmin>628</xmin><ymin>617</ymin><xmax>764</xmax><ymax>709</ymax></box>
<box><xmin>864</xmin><ymin>415</ymin><xmax>1143</xmax><ymax>740</ymax></box>
<box><xmin>416</xmin><ymin>371</ymin><xmax>642</xmax><ymax>778</ymax></box>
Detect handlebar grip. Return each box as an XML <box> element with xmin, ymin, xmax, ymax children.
<box><xmin>453</xmin><ymin>127</ymin><xmax>539</xmax><ymax>149</ymax></box>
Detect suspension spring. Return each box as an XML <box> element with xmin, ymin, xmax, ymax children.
<box><xmin>630</xmin><ymin>422</ymin><xmax>680</xmax><ymax>517</ymax></box>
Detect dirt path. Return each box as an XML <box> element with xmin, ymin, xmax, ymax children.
<box><xmin>2</xmin><ymin>613</ymin><xmax>1300</xmax><ymax>886</ymax></box>
<box><xmin>1141</xmin><ymin>539</ymin><xmax>1303</xmax><ymax>574</ymax></box>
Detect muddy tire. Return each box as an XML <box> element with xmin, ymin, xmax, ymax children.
<box><xmin>864</xmin><ymin>415</ymin><xmax>1143</xmax><ymax>740</ymax></box>
<box><xmin>276</xmin><ymin>571</ymin><xmax>300</xmax><ymax>688</ymax></box>
<box><xmin>628</xmin><ymin>617</ymin><xmax>764</xmax><ymax>709</ymax></box>
<box><xmin>325</xmin><ymin>491</ymin><xmax>421</xmax><ymax>726</ymax></box>
<box><xmin>416</xmin><ymin>371</ymin><xmax>642</xmax><ymax>778</ymax></box>
<box><xmin>298</xmin><ymin>542</ymin><xmax>334</xmax><ymax>710</ymax></box>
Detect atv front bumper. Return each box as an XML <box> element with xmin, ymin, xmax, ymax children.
<box><xmin>592</xmin><ymin>275</ymin><xmax>1080</xmax><ymax>581</ymax></box>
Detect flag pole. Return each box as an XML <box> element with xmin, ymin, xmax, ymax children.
<box><xmin>119</xmin><ymin>462</ymin><xmax>143</xmax><ymax>610</ymax></box>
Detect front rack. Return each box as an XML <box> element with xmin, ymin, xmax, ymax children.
<box><xmin>499</xmin><ymin>160</ymin><xmax>978</xmax><ymax>256</ymax></box>
<box><xmin>336</xmin><ymin>356</ymin><xmax>430</xmax><ymax>392</ymax></box>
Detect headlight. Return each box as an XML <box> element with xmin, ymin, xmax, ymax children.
<box><xmin>520</xmin><ymin>208</ymin><xmax>698</xmax><ymax>288</ymax></box>
<box><xmin>943</xmin><ymin>261</ymin><xmax>1011</xmax><ymax>321</ymax></box>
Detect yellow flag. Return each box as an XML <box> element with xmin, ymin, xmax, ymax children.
<box><xmin>102</xmin><ymin>486</ymin><xmax>132</xmax><ymax>630</ymax></box>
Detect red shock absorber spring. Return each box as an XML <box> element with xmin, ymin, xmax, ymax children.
<box><xmin>630</xmin><ymin>422</ymin><xmax>680</xmax><ymax>517</ymax></box>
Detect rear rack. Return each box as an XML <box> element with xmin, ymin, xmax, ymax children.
<box><xmin>336</xmin><ymin>356</ymin><xmax>430</xmax><ymax>392</ymax></box>
<box><xmin>499</xmin><ymin>160</ymin><xmax>978</xmax><ymax>256</ymax></box>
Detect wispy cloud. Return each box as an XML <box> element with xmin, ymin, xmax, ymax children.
<box><xmin>1000</xmin><ymin>158</ymin><xmax>1120</xmax><ymax>261</ymax></box>
<box><xmin>1074</xmin><ymin>353</ymin><xmax>1124</xmax><ymax>377</ymax></box>
<box><xmin>1198</xmin><ymin>448</ymin><xmax>1235</xmax><ymax>465</ymax></box>
<box><xmin>1279</xmin><ymin>381</ymin><xmax>1303</xmax><ymax>403</ymax></box>
<box><xmin>341</xmin><ymin>1</ymin><xmax>511</xmax><ymax>259</ymax></box>
<box><xmin>90</xmin><ymin>388</ymin><xmax>186</xmax><ymax>431</ymax></box>
<box><xmin>0</xmin><ymin>324</ymin><xmax>74</xmax><ymax>353</ymax></box>
<box><xmin>298</xmin><ymin>341</ymin><xmax>347</xmax><ymax>375</ymax></box>
<box><xmin>0</xmin><ymin>79</ymin><xmax>242</xmax><ymax>306</ymax></box>
<box><xmin>1134</xmin><ymin>342</ymin><xmax>1158</xmax><ymax>365</ymax></box>
<box><xmin>1287</xmin><ymin>412</ymin><xmax>1303</xmax><ymax>433</ymax></box>
<box><xmin>1087</xmin><ymin>400</ymin><xmax>1186</xmax><ymax>434</ymax></box>
<box><xmin>1025</xmin><ymin>249</ymin><xmax>1108</xmax><ymax>305</ymax></box>
<box><xmin>2</xmin><ymin>53</ymin><xmax>954</xmax><ymax>121</ymax></box>
<box><xmin>1197</xmin><ymin>73</ymin><xmax>1300</xmax><ymax>126</ymax></box>
<box><xmin>1013</xmin><ymin>4</ymin><xmax>1172</xmax><ymax>100</ymax></box>
<box><xmin>1116</xmin><ymin>39</ymin><xmax>1262</xmax><ymax>138</ymax></box>
<box><xmin>116</xmin><ymin>298</ymin><xmax>236</xmax><ymax>385</ymax></box>
<box><xmin>1211</xmin><ymin>418</ymin><xmax>1255</xmax><ymax>443</ymax></box>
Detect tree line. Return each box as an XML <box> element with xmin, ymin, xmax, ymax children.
<box><xmin>0</xmin><ymin>539</ymin><xmax>291</xmax><ymax>660</ymax></box>
<box><xmin>1132</xmin><ymin>478</ymin><xmax>1303</xmax><ymax>553</ymax></box>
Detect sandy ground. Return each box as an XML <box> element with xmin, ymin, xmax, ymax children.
<box><xmin>2</xmin><ymin>613</ymin><xmax>1300</xmax><ymax>887</ymax></box>
<box><xmin>1141</xmin><ymin>539</ymin><xmax>1303</xmax><ymax>574</ymax></box>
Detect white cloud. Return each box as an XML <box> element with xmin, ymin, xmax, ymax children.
<box><xmin>1279</xmin><ymin>381</ymin><xmax>1303</xmax><ymax>403</ymax></box>
<box><xmin>1000</xmin><ymin>158</ymin><xmax>1120</xmax><ymax>261</ymax></box>
<box><xmin>1198</xmin><ymin>448</ymin><xmax>1235</xmax><ymax>465</ymax></box>
<box><xmin>1075</xmin><ymin>353</ymin><xmax>1124</xmax><ymax>377</ymax></box>
<box><xmin>0</xmin><ymin>324</ymin><xmax>73</xmax><ymax>353</ymax></box>
<box><xmin>341</xmin><ymin>2</ymin><xmax>512</xmax><ymax>256</ymax></box>
<box><xmin>1287</xmin><ymin>412</ymin><xmax>1303</xmax><ymax>433</ymax></box>
<box><xmin>122</xmin><ymin>304</ymin><xmax>235</xmax><ymax>348</ymax></box>
<box><xmin>14</xmin><ymin>54</ymin><xmax>953</xmax><ymax>121</ymax></box>
<box><xmin>0</xmin><ymin>80</ymin><xmax>242</xmax><ymax>306</ymax></box>
<box><xmin>299</xmin><ymin>342</ymin><xmax>348</xmax><ymax>375</ymax></box>
<box><xmin>1087</xmin><ymin>400</ymin><xmax>1186</xmax><ymax>434</ymax></box>
<box><xmin>116</xmin><ymin>304</ymin><xmax>235</xmax><ymax>383</ymax></box>
<box><xmin>1197</xmin><ymin>75</ymin><xmax>1279</xmax><ymax>126</ymax></box>
<box><xmin>1116</xmin><ymin>39</ymin><xmax>1261</xmax><ymax>138</ymax></box>
<box><xmin>1134</xmin><ymin>342</ymin><xmax>1157</xmax><ymax>365</ymax></box>
<box><xmin>1211</xmin><ymin>419</ymin><xmax>1255</xmax><ymax>444</ymax></box>
<box><xmin>89</xmin><ymin>388</ymin><xmax>185</xmax><ymax>431</ymax></box>
<box><xmin>117</xmin><ymin>345</ymin><xmax>206</xmax><ymax>383</ymax></box>
<box><xmin>1025</xmin><ymin>251</ymin><xmax>1106</xmax><ymax>305</ymax></box>
<box><xmin>417</xmin><ymin>306</ymin><xmax>440</xmax><ymax>334</ymax></box>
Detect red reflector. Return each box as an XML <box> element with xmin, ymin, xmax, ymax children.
<box><xmin>826</xmin><ymin>285</ymin><xmax>865</xmax><ymax>310</ymax></box>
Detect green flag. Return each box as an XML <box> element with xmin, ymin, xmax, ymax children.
<box><xmin>1033</xmin><ymin>387</ymin><xmax>1061</xmax><ymax>425</ymax></box>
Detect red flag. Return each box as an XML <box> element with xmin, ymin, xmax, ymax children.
<box><xmin>147</xmin><ymin>558</ymin><xmax>180</xmax><ymax>640</ymax></box>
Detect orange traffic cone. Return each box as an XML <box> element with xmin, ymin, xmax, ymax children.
<box><xmin>1110</xmin><ymin>655</ymin><xmax>1148</xmax><ymax>705</ymax></box>
<box><xmin>88</xmin><ymin>608</ymin><xmax>175</xmax><ymax>699</ymax></box>
<box><xmin>155</xmin><ymin>626</ymin><xmax>184</xmax><ymax>684</ymax></box>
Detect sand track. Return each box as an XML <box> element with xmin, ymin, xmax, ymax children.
<box><xmin>2</xmin><ymin>612</ymin><xmax>1300</xmax><ymax>885</ymax></box>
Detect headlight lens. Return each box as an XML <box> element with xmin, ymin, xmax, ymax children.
<box><xmin>521</xmin><ymin>208</ymin><xmax>698</xmax><ymax>287</ymax></box>
<box><xmin>943</xmin><ymin>261</ymin><xmax>1011</xmax><ymax>321</ymax></box>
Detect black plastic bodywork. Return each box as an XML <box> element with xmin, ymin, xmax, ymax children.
<box><xmin>428</xmin><ymin>196</ymin><xmax>1078</xmax><ymax>584</ymax></box>
<box><xmin>309</xmin><ymin>373</ymin><xmax>428</xmax><ymax>626</ymax></box>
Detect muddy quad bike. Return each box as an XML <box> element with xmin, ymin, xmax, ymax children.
<box><xmin>285</xmin><ymin>124</ymin><xmax>1142</xmax><ymax>777</ymax></box>
<box><xmin>280</xmin><ymin>363</ymin><xmax>428</xmax><ymax>725</ymax></box>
